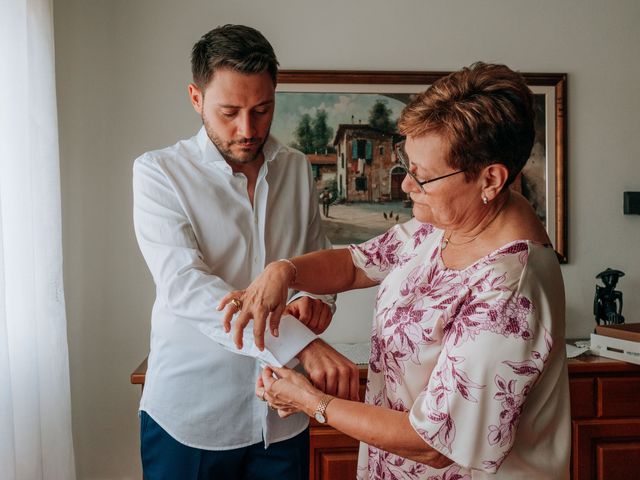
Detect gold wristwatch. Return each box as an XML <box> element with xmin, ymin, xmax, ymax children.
<box><xmin>313</xmin><ymin>395</ymin><xmax>334</xmax><ymax>424</ymax></box>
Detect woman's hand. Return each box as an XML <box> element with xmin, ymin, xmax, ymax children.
<box><xmin>218</xmin><ymin>260</ymin><xmax>296</xmax><ymax>350</ymax></box>
<box><xmin>255</xmin><ymin>366</ymin><xmax>322</xmax><ymax>418</ymax></box>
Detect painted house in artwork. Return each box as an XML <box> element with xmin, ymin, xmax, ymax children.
<box><xmin>333</xmin><ymin>124</ymin><xmax>405</xmax><ymax>203</ymax></box>
<box><xmin>307</xmin><ymin>153</ymin><xmax>337</xmax><ymax>193</ymax></box>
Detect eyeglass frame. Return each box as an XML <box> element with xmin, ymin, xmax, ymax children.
<box><xmin>394</xmin><ymin>141</ymin><xmax>466</xmax><ymax>193</ymax></box>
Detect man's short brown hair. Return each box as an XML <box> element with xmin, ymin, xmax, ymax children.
<box><xmin>191</xmin><ymin>24</ymin><xmax>279</xmax><ymax>89</ymax></box>
<box><xmin>398</xmin><ymin>62</ymin><xmax>535</xmax><ymax>185</ymax></box>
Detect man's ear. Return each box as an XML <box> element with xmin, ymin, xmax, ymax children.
<box><xmin>188</xmin><ymin>83</ymin><xmax>204</xmax><ymax>115</ymax></box>
<box><xmin>480</xmin><ymin>163</ymin><xmax>510</xmax><ymax>202</ymax></box>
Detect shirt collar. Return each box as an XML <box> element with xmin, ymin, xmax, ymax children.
<box><xmin>196</xmin><ymin>126</ymin><xmax>283</xmax><ymax>168</ymax></box>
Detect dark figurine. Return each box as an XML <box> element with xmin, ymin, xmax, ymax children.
<box><xmin>594</xmin><ymin>268</ymin><xmax>625</xmax><ymax>325</ymax></box>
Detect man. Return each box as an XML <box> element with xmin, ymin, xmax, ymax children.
<box><xmin>320</xmin><ymin>187</ymin><xmax>331</xmax><ymax>217</ymax></box>
<box><xmin>133</xmin><ymin>25</ymin><xmax>359</xmax><ymax>480</ymax></box>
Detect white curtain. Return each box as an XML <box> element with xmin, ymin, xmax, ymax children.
<box><xmin>0</xmin><ymin>0</ymin><xmax>76</xmax><ymax>478</ymax></box>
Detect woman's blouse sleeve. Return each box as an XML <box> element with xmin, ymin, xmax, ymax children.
<box><xmin>409</xmin><ymin>248</ymin><xmax>559</xmax><ymax>473</ymax></box>
<box><xmin>348</xmin><ymin>223</ymin><xmax>413</xmax><ymax>283</ymax></box>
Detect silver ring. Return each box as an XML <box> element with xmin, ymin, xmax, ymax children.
<box><xmin>260</xmin><ymin>390</ymin><xmax>267</xmax><ymax>402</ymax></box>
<box><xmin>231</xmin><ymin>298</ymin><xmax>242</xmax><ymax>310</ymax></box>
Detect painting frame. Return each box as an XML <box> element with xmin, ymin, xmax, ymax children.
<box><xmin>276</xmin><ymin>70</ymin><xmax>568</xmax><ymax>263</ymax></box>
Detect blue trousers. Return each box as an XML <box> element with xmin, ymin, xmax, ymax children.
<box><xmin>140</xmin><ymin>411</ymin><xmax>309</xmax><ymax>480</ymax></box>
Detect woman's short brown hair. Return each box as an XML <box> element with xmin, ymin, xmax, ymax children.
<box><xmin>398</xmin><ymin>62</ymin><xmax>535</xmax><ymax>185</ymax></box>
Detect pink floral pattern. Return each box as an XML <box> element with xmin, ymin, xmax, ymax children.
<box><xmin>350</xmin><ymin>220</ymin><xmax>563</xmax><ymax>479</ymax></box>
<box><xmin>487</xmin><ymin>330</ymin><xmax>553</xmax><ymax>449</ymax></box>
<box><xmin>351</xmin><ymin>227</ymin><xmax>414</xmax><ymax>276</ymax></box>
<box><xmin>429</xmin><ymin>466</ymin><xmax>472</xmax><ymax>480</ymax></box>
<box><xmin>365</xmin><ymin>447</ymin><xmax>430</xmax><ymax>479</ymax></box>
<box><xmin>412</xmin><ymin>223</ymin><xmax>435</xmax><ymax>248</ymax></box>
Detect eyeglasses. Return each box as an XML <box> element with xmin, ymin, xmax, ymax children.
<box><xmin>394</xmin><ymin>141</ymin><xmax>466</xmax><ymax>193</ymax></box>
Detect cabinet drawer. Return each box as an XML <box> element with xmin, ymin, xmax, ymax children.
<box><xmin>597</xmin><ymin>441</ymin><xmax>640</xmax><ymax>479</ymax></box>
<box><xmin>310</xmin><ymin>426</ymin><xmax>359</xmax><ymax>480</ymax></box>
<box><xmin>570</xmin><ymin>377</ymin><xmax>595</xmax><ymax>418</ymax></box>
<box><xmin>598</xmin><ymin>377</ymin><xmax>640</xmax><ymax>417</ymax></box>
<box><xmin>319</xmin><ymin>451</ymin><xmax>358</xmax><ymax>480</ymax></box>
<box><xmin>572</xmin><ymin>418</ymin><xmax>640</xmax><ymax>479</ymax></box>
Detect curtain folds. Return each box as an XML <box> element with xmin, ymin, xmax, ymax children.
<box><xmin>0</xmin><ymin>0</ymin><xmax>76</xmax><ymax>478</ymax></box>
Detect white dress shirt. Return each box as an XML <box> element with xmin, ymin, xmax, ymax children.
<box><xmin>133</xmin><ymin>127</ymin><xmax>333</xmax><ymax>449</ymax></box>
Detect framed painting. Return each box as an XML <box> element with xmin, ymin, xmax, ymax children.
<box><xmin>274</xmin><ymin>70</ymin><xmax>568</xmax><ymax>262</ymax></box>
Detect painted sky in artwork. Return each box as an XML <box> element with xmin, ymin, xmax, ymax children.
<box><xmin>272</xmin><ymin>92</ymin><xmax>408</xmax><ymax>147</ymax></box>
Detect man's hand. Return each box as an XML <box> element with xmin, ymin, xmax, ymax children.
<box><xmin>297</xmin><ymin>339</ymin><xmax>359</xmax><ymax>401</ymax></box>
<box><xmin>286</xmin><ymin>297</ymin><xmax>333</xmax><ymax>334</ymax></box>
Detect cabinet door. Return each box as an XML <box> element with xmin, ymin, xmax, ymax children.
<box><xmin>310</xmin><ymin>426</ymin><xmax>359</xmax><ymax>480</ymax></box>
<box><xmin>572</xmin><ymin>419</ymin><xmax>640</xmax><ymax>479</ymax></box>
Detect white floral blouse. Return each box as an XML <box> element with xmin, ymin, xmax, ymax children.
<box><xmin>349</xmin><ymin>219</ymin><xmax>570</xmax><ymax>480</ymax></box>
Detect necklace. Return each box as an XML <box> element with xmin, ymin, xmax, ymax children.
<box><xmin>441</xmin><ymin>197</ymin><xmax>508</xmax><ymax>251</ymax></box>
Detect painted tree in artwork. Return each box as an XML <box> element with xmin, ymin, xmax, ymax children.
<box><xmin>311</xmin><ymin>109</ymin><xmax>334</xmax><ymax>153</ymax></box>
<box><xmin>291</xmin><ymin>109</ymin><xmax>334</xmax><ymax>153</ymax></box>
<box><xmin>291</xmin><ymin>113</ymin><xmax>314</xmax><ymax>153</ymax></box>
<box><xmin>368</xmin><ymin>100</ymin><xmax>396</xmax><ymax>132</ymax></box>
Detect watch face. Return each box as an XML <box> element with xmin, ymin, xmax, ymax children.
<box><xmin>314</xmin><ymin>412</ymin><xmax>326</xmax><ymax>424</ymax></box>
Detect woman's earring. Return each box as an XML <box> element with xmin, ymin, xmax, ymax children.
<box><xmin>482</xmin><ymin>195</ymin><xmax>488</xmax><ymax>205</ymax></box>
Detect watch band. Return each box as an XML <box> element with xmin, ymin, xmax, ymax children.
<box><xmin>313</xmin><ymin>394</ymin><xmax>334</xmax><ymax>424</ymax></box>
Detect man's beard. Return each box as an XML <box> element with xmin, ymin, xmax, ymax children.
<box><xmin>203</xmin><ymin>117</ymin><xmax>269</xmax><ymax>165</ymax></box>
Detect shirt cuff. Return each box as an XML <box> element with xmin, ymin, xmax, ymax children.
<box><xmin>260</xmin><ymin>315</ymin><xmax>317</xmax><ymax>366</ymax></box>
<box><xmin>222</xmin><ymin>314</ymin><xmax>316</xmax><ymax>367</ymax></box>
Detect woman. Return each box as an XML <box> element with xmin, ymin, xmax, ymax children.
<box><xmin>220</xmin><ymin>62</ymin><xmax>570</xmax><ymax>479</ymax></box>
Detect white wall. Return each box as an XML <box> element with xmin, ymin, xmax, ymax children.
<box><xmin>53</xmin><ymin>0</ymin><xmax>640</xmax><ymax>478</ymax></box>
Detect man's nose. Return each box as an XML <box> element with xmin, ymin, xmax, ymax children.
<box><xmin>236</xmin><ymin>112</ymin><xmax>256</xmax><ymax>138</ymax></box>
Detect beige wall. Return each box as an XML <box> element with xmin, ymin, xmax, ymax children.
<box><xmin>54</xmin><ymin>0</ymin><xmax>640</xmax><ymax>478</ymax></box>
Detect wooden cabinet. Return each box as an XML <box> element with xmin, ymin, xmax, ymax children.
<box><xmin>131</xmin><ymin>355</ymin><xmax>640</xmax><ymax>480</ymax></box>
<box><xmin>308</xmin><ymin>357</ymin><xmax>640</xmax><ymax>480</ymax></box>
<box><xmin>569</xmin><ymin>356</ymin><xmax>640</xmax><ymax>479</ymax></box>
